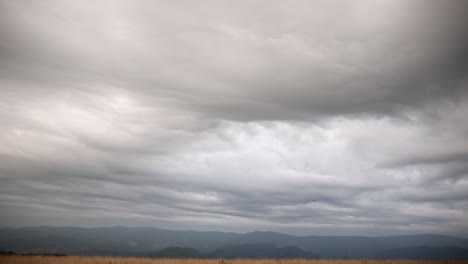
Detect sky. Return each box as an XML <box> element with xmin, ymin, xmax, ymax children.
<box><xmin>1</xmin><ymin>0</ymin><xmax>468</xmax><ymax>237</ymax></box>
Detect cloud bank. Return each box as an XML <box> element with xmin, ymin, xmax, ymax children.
<box><xmin>1</xmin><ymin>0</ymin><xmax>468</xmax><ymax>236</ymax></box>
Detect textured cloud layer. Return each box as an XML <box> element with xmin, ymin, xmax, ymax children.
<box><xmin>1</xmin><ymin>0</ymin><xmax>468</xmax><ymax>236</ymax></box>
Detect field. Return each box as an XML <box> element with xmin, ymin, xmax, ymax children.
<box><xmin>1</xmin><ymin>256</ymin><xmax>468</xmax><ymax>264</ymax></box>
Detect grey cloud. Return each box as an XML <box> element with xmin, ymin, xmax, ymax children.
<box><xmin>1</xmin><ymin>0</ymin><xmax>468</xmax><ymax>236</ymax></box>
<box><xmin>1</xmin><ymin>0</ymin><xmax>468</xmax><ymax>121</ymax></box>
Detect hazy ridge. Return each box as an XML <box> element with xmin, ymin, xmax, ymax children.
<box><xmin>1</xmin><ymin>227</ymin><xmax>468</xmax><ymax>259</ymax></box>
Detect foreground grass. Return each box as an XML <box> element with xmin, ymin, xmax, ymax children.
<box><xmin>1</xmin><ymin>256</ymin><xmax>468</xmax><ymax>264</ymax></box>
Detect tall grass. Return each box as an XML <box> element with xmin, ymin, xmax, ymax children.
<box><xmin>0</xmin><ymin>256</ymin><xmax>466</xmax><ymax>264</ymax></box>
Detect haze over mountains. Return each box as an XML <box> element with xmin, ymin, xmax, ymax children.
<box><xmin>1</xmin><ymin>226</ymin><xmax>468</xmax><ymax>259</ymax></box>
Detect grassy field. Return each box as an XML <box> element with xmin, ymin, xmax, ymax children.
<box><xmin>1</xmin><ymin>256</ymin><xmax>468</xmax><ymax>264</ymax></box>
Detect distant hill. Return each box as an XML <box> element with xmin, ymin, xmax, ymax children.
<box><xmin>233</xmin><ymin>231</ymin><xmax>468</xmax><ymax>258</ymax></box>
<box><xmin>147</xmin><ymin>244</ymin><xmax>308</xmax><ymax>259</ymax></box>
<box><xmin>0</xmin><ymin>251</ymin><xmax>16</xmax><ymax>255</ymax></box>
<box><xmin>150</xmin><ymin>247</ymin><xmax>202</xmax><ymax>258</ymax></box>
<box><xmin>1</xmin><ymin>226</ymin><xmax>467</xmax><ymax>259</ymax></box>
<box><xmin>208</xmin><ymin>243</ymin><xmax>309</xmax><ymax>259</ymax></box>
<box><xmin>0</xmin><ymin>226</ymin><xmax>238</xmax><ymax>253</ymax></box>
<box><xmin>378</xmin><ymin>246</ymin><xmax>468</xmax><ymax>260</ymax></box>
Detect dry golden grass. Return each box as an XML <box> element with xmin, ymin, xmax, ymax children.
<box><xmin>1</xmin><ymin>256</ymin><xmax>468</xmax><ymax>264</ymax></box>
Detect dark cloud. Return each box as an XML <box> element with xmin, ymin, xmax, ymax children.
<box><xmin>1</xmin><ymin>0</ymin><xmax>468</xmax><ymax>236</ymax></box>
<box><xmin>2</xmin><ymin>0</ymin><xmax>468</xmax><ymax>120</ymax></box>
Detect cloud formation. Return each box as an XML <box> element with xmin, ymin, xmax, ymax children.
<box><xmin>1</xmin><ymin>0</ymin><xmax>468</xmax><ymax>236</ymax></box>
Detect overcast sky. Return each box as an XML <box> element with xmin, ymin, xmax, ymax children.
<box><xmin>1</xmin><ymin>0</ymin><xmax>468</xmax><ymax>236</ymax></box>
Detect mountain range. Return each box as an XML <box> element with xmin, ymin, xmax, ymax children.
<box><xmin>1</xmin><ymin>226</ymin><xmax>468</xmax><ymax>259</ymax></box>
